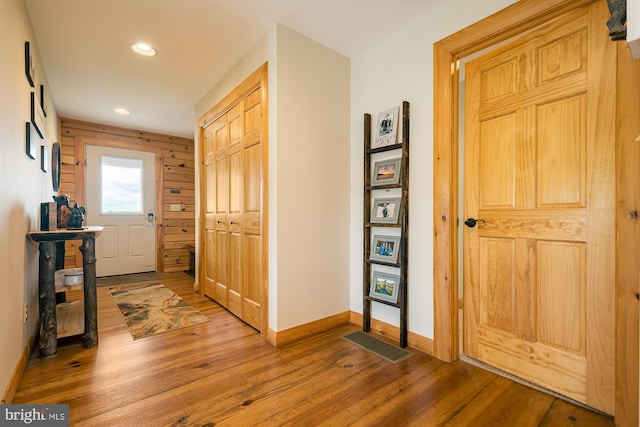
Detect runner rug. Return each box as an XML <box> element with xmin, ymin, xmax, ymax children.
<box><xmin>109</xmin><ymin>282</ymin><xmax>209</xmax><ymax>340</ymax></box>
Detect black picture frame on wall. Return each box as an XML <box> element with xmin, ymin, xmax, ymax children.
<box><xmin>25</xmin><ymin>122</ymin><xmax>38</xmax><ymax>160</ymax></box>
<box><xmin>40</xmin><ymin>84</ymin><xmax>47</xmax><ymax>117</ymax></box>
<box><xmin>25</xmin><ymin>41</ymin><xmax>35</xmax><ymax>88</ymax></box>
<box><xmin>41</xmin><ymin>145</ymin><xmax>48</xmax><ymax>172</ymax></box>
<box><xmin>30</xmin><ymin>91</ymin><xmax>45</xmax><ymax>138</ymax></box>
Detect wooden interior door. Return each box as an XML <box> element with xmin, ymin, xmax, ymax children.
<box><xmin>463</xmin><ymin>2</ymin><xmax>615</xmax><ymax>414</ymax></box>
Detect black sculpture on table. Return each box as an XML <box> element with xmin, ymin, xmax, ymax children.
<box><xmin>67</xmin><ymin>203</ymin><xmax>86</xmax><ymax>229</ymax></box>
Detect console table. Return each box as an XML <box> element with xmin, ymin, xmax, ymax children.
<box><xmin>27</xmin><ymin>226</ymin><xmax>103</xmax><ymax>358</ymax></box>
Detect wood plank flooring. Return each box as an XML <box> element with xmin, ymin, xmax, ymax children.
<box><xmin>13</xmin><ymin>272</ymin><xmax>614</xmax><ymax>426</ymax></box>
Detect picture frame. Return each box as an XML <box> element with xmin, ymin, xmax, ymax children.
<box><xmin>30</xmin><ymin>91</ymin><xmax>45</xmax><ymax>138</ymax></box>
<box><xmin>371</xmin><ymin>158</ymin><xmax>401</xmax><ymax>186</ymax></box>
<box><xmin>40</xmin><ymin>84</ymin><xmax>48</xmax><ymax>117</ymax></box>
<box><xmin>25</xmin><ymin>41</ymin><xmax>35</xmax><ymax>88</ymax></box>
<box><xmin>370</xmin><ymin>270</ymin><xmax>400</xmax><ymax>303</ymax></box>
<box><xmin>373</xmin><ymin>106</ymin><xmax>399</xmax><ymax>148</ymax></box>
<box><xmin>51</xmin><ymin>142</ymin><xmax>61</xmax><ymax>191</ymax></box>
<box><xmin>25</xmin><ymin>122</ymin><xmax>38</xmax><ymax>160</ymax></box>
<box><xmin>369</xmin><ymin>234</ymin><xmax>400</xmax><ymax>264</ymax></box>
<box><xmin>41</xmin><ymin>145</ymin><xmax>48</xmax><ymax>172</ymax></box>
<box><xmin>370</xmin><ymin>196</ymin><xmax>401</xmax><ymax>224</ymax></box>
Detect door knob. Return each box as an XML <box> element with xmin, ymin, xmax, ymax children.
<box><xmin>464</xmin><ymin>217</ymin><xmax>485</xmax><ymax>228</ymax></box>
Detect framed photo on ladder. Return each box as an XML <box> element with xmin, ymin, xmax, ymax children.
<box><xmin>370</xmin><ymin>196</ymin><xmax>401</xmax><ymax>224</ymax></box>
<box><xmin>373</xmin><ymin>106</ymin><xmax>399</xmax><ymax>148</ymax></box>
<box><xmin>371</xmin><ymin>158</ymin><xmax>401</xmax><ymax>186</ymax></box>
<box><xmin>370</xmin><ymin>270</ymin><xmax>400</xmax><ymax>303</ymax></box>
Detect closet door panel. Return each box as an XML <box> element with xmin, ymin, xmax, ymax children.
<box><xmin>243</xmin><ymin>232</ymin><xmax>261</xmax><ymax>330</ymax></box>
<box><xmin>227</xmin><ymin>231</ymin><xmax>242</xmax><ymax>316</ymax></box>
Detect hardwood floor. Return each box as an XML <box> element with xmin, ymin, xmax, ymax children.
<box><xmin>13</xmin><ymin>272</ymin><xmax>614</xmax><ymax>426</ymax></box>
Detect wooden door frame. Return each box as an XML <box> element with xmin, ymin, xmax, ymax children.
<box><xmin>433</xmin><ymin>0</ymin><xmax>637</xmax><ymax>422</ymax></box>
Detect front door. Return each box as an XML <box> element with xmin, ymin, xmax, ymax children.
<box><xmin>86</xmin><ymin>145</ymin><xmax>157</xmax><ymax>277</ymax></box>
<box><xmin>463</xmin><ymin>2</ymin><xmax>614</xmax><ymax>414</ymax></box>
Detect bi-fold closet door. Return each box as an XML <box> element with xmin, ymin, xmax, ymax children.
<box><xmin>201</xmin><ymin>88</ymin><xmax>263</xmax><ymax>331</ymax></box>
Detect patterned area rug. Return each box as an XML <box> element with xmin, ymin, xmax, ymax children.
<box><xmin>109</xmin><ymin>282</ymin><xmax>209</xmax><ymax>340</ymax></box>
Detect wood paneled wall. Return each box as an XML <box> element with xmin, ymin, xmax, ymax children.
<box><xmin>58</xmin><ymin>118</ymin><xmax>195</xmax><ymax>273</ymax></box>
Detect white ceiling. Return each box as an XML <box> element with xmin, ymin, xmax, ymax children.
<box><xmin>24</xmin><ymin>0</ymin><xmax>442</xmax><ymax>138</ymax></box>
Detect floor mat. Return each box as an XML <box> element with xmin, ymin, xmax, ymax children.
<box><xmin>97</xmin><ymin>272</ymin><xmax>160</xmax><ymax>287</ymax></box>
<box><xmin>341</xmin><ymin>331</ymin><xmax>412</xmax><ymax>364</ymax></box>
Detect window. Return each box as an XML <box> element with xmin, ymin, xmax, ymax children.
<box><xmin>100</xmin><ymin>156</ymin><xmax>143</xmax><ymax>214</ymax></box>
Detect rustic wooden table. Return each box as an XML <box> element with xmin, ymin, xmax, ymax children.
<box><xmin>27</xmin><ymin>226</ymin><xmax>103</xmax><ymax>358</ymax></box>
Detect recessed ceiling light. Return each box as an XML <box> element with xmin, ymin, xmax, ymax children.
<box><xmin>131</xmin><ymin>42</ymin><xmax>157</xmax><ymax>56</ymax></box>
<box><xmin>115</xmin><ymin>107</ymin><xmax>130</xmax><ymax>115</ymax></box>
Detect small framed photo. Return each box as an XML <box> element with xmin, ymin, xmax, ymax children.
<box><xmin>41</xmin><ymin>145</ymin><xmax>48</xmax><ymax>172</ymax></box>
<box><xmin>370</xmin><ymin>234</ymin><xmax>400</xmax><ymax>264</ymax></box>
<box><xmin>25</xmin><ymin>122</ymin><xmax>38</xmax><ymax>160</ymax></box>
<box><xmin>370</xmin><ymin>196</ymin><xmax>401</xmax><ymax>224</ymax></box>
<box><xmin>25</xmin><ymin>41</ymin><xmax>35</xmax><ymax>88</ymax></box>
<box><xmin>373</xmin><ymin>106</ymin><xmax>399</xmax><ymax>148</ymax></box>
<box><xmin>370</xmin><ymin>271</ymin><xmax>400</xmax><ymax>303</ymax></box>
<box><xmin>30</xmin><ymin>91</ymin><xmax>45</xmax><ymax>138</ymax></box>
<box><xmin>371</xmin><ymin>158</ymin><xmax>401</xmax><ymax>186</ymax></box>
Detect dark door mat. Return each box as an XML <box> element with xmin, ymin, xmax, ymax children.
<box><xmin>97</xmin><ymin>272</ymin><xmax>160</xmax><ymax>287</ymax></box>
<box><xmin>341</xmin><ymin>331</ymin><xmax>412</xmax><ymax>364</ymax></box>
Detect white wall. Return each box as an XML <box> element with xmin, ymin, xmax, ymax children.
<box><xmin>194</xmin><ymin>25</ymin><xmax>279</xmax><ymax>327</ymax></box>
<box><xmin>195</xmin><ymin>24</ymin><xmax>351</xmax><ymax>332</ymax></box>
<box><xmin>1</xmin><ymin>0</ymin><xmax>59</xmax><ymax>398</ymax></box>
<box><xmin>349</xmin><ymin>0</ymin><xmax>517</xmax><ymax>340</ymax></box>
<box><xmin>275</xmin><ymin>25</ymin><xmax>350</xmax><ymax>330</ymax></box>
